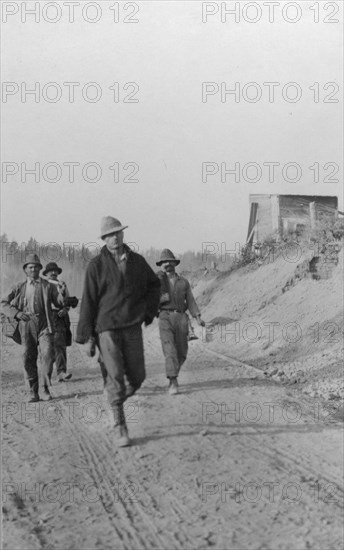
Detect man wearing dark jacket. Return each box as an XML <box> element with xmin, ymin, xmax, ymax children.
<box><xmin>42</xmin><ymin>262</ymin><xmax>77</xmax><ymax>382</ymax></box>
<box><xmin>1</xmin><ymin>254</ymin><xmax>66</xmax><ymax>402</ymax></box>
<box><xmin>76</xmin><ymin>216</ymin><xmax>160</xmax><ymax>447</ymax></box>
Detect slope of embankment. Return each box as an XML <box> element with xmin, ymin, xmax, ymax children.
<box><xmin>191</xmin><ymin>245</ymin><xmax>344</xmax><ymax>401</ymax></box>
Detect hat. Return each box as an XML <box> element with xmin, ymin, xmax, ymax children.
<box><xmin>156</xmin><ymin>249</ymin><xmax>180</xmax><ymax>266</ymax></box>
<box><xmin>100</xmin><ymin>216</ymin><xmax>128</xmax><ymax>239</ymax></box>
<box><xmin>43</xmin><ymin>262</ymin><xmax>62</xmax><ymax>276</ymax></box>
<box><xmin>23</xmin><ymin>254</ymin><xmax>43</xmax><ymax>270</ymax></box>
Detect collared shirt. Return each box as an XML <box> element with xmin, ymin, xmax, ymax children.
<box><xmin>159</xmin><ymin>273</ymin><xmax>200</xmax><ymax>317</ymax></box>
<box><xmin>111</xmin><ymin>250</ymin><xmax>128</xmax><ymax>277</ymax></box>
<box><xmin>25</xmin><ymin>278</ymin><xmax>42</xmax><ymax>313</ymax></box>
<box><xmin>167</xmin><ymin>274</ymin><xmax>177</xmax><ymax>288</ymax></box>
<box><xmin>24</xmin><ymin>277</ymin><xmax>48</xmax><ymax>333</ymax></box>
<box><xmin>165</xmin><ymin>274</ymin><xmax>177</xmax><ymax>308</ymax></box>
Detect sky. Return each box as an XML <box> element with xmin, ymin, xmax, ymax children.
<box><xmin>1</xmin><ymin>0</ymin><xmax>343</xmax><ymax>254</ymax></box>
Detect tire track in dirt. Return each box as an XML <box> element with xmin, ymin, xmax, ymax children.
<box><xmin>3</xmin><ymin>331</ymin><xmax>344</xmax><ymax>550</ymax></box>
<box><xmin>156</xmin><ymin>384</ymin><xmax>343</xmax><ymax>511</ymax></box>
<box><xmin>142</xmin><ymin>336</ymin><xmax>344</xmax><ymax>530</ymax></box>
<box><xmin>61</xmin><ymin>414</ymin><xmax>160</xmax><ymax>549</ymax></box>
<box><xmin>56</xmin><ymin>386</ymin><xmax>190</xmax><ymax>549</ymax></box>
<box><xmin>59</xmin><ymin>344</ymin><xmax>224</xmax><ymax>548</ymax></box>
<box><xmin>62</xmin><ymin>337</ymin><xmax>344</xmax><ymax>547</ymax></box>
<box><xmin>2</xmin><ymin>469</ymin><xmax>47</xmax><ymax>550</ymax></box>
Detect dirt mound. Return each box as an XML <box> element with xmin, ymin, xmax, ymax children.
<box><xmin>192</xmin><ymin>245</ymin><xmax>344</xmax><ymax>402</ymax></box>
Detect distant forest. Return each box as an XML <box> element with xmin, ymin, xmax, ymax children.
<box><xmin>0</xmin><ymin>235</ymin><xmax>234</xmax><ymax>297</ymax></box>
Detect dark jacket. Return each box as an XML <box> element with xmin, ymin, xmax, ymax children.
<box><xmin>157</xmin><ymin>270</ymin><xmax>200</xmax><ymax>317</ymax></box>
<box><xmin>52</xmin><ymin>311</ymin><xmax>73</xmax><ymax>347</ymax></box>
<box><xmin>76</xmin><ymin>245</ymin><xmax>161</xmax><ymax>343</ymax></box>
<box><xmin>0</xmin><ymin>278</ymin><xmax>65</xmax><ymax>344</ymax></box>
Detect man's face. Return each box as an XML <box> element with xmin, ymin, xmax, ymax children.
<box><xmin>45</xmin><ymin>270</ymin><xmax>58</xmax><ymax>281</ymax></box>
<box><xmin>24</xmin><ymin>264</ymin><xmax>41</xmax><ymax>279</ymax></box>
<box><xmin>104</xmin><ymin>230</ymin><xmax>124</xmax><ymax>253</ymax></box>
<box><xmin>161</xmin><ymin>260</ymin><xmax>177</xmax><ymax>273</ymax></box>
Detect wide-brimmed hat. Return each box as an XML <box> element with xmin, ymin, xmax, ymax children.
<box><xmin>43</xmin><ymin>262</ymin><xmax>62</xmax><ymax>276</ymax></box>
<box><xmin>100</xmin><ymin>216</ymin><xmax>128</xmax><ymax>239</ymax></box>
<box><xmin>23</xmin><ymin>254</ymin><xmax>42</xmax><ymax>270</ymax></box>
<box><xmin>156</xmin><ymin>249</ymin><xmax>180</xmax><ymax>266</ymax></box>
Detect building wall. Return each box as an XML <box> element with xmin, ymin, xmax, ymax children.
<box><xmin>248</xmin><ymin>194</ymin><xmax>338</xmax><ymax>243</ymax></box>
<box><xmin>279</xmin><ymin>195</ymin><xmax>338</xmax><ymax>232</ymax></box>
<box><xmin>279</xmin><ymin>195</ymin><xmax>311</xmax><ymax>234</ymax></box>
<box><xmin>249</xmin><ymin>194</ymin><xmax>275</xmax><ymax>242</ymax></box>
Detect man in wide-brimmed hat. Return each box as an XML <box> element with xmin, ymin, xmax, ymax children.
<box><xmin>43</xmin><ymin>262</ymin><xmax>78</xmax><ymax>383</ymax></box>
<box><xmin>156</xmin><ymin>249</ymin><xmax>205</xmax><ymax>395</ymax></box>
<box><xmin>1</xmin><ymin>254</ymin><xmax>67</xmax><ymax>402</ymax></box>
<box><xmin>76</xmin><ymin>216</ymin><xmax>160</xmax><ymax>447</ymax></box>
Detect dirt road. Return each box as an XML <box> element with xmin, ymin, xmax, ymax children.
<box><xmin>2</xmin><ymin>324</ymin><xmax>343</xmax><ymax>550</ymax></box>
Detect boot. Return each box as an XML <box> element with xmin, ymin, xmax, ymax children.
<box><xmin>58</xmin><ymin>372</ymin><xmax>72</xmax><ymax>382</ymax></box>
<box><xmin>41</xmin><ymin>386</ymin><xmax>52</xmax><ymax>401</ymax></box>
<box><xmin>188</xmin><ymin>328</ymin><xmax>198</xmax><ymax>341</ymax></box>
<box><xmin>112</xmin><ymin>404</ymin><xmax>130</xmax><ymax>447</ymax></box>
<box><xmin>125</xmin><ymin>384</ymin><xmax>136</xmax><ymax>399</ymax></box>
<box><xmin>27</xmin><ymin>393</ymin><xmax>40</xmax><ymax>403</ymax></box>
<box><xmin>168</xmin><ymin>377</ymin><xmax>179</xmax><ymax>395</ymax></box>
<box><xmin>28</xmin><ymin>379</ymin><xmax>39</xmax><ymax>401</ymax></box>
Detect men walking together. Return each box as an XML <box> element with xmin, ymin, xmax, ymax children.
<box><xmin>76</xmin><ymin>217</ymin><xmax>160</xmax><ymax>447</ymax></box>
<box><xmin>1</xmin><ymin>254</ymin><xmax>67</xmax><ymax>402</ymax></box>
<box><xmin>156</xmin><ymin>249</ymin><xmax>205</xmax><ymax>395</ymax></box>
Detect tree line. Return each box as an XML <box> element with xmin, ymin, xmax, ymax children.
<box><xmin>1</xmin><ymin>235</ymin><xmax>233</xmax><ymax>297</ymax></box>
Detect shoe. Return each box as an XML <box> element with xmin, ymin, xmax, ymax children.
<box><xmin>125</xmin><ymin>384</ymin><xmax>136</xmax><ymax>399</ymax></box>
<box><xmin>41</xmin><ymin>388</ymin><xmax>53</xmax><ymax>401</ymax></box>
<box><xmin>58</xmin><ymin>373</ymin><xmax>72</xmax><ymax>382</ymax></box>
<box><xmin>28</xmin><ymin>394</ymin><xmax>40</xmax><ymax>403</ymax></box>
<box><xmin>114</xmin><ymin>423</ymin><xmax>131</xmax><ymax>447</ymax></box>
<box><xmin>112</xmin><ymin>404</ymin><xmax>131</xmax><ymax>447</ymax></box>
<box><xmin>168</xmin><ymin>378</ymin><xmax>179</xmax><ymax>395</ymax></box>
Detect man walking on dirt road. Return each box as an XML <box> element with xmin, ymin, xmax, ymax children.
<box><xmin>76</xmin><ymin>217</ymin><xmax>160</xmax><ymax>447</ymax></box>
<box><xmin>156</xmin><ymin>249</ymin><xmax>205</xmax><ymax>395</ymax></box>
<box><xmin>1</xmin><ymin>254</ymin><xmax>67</xmax><ymax>402</ymax></box>
<box><xmin>42</xmin><ymin>262</ymin><xmax>78</xmax><ymax>383</ymax></box>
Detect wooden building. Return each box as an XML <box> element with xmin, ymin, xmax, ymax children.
<box><xmin>246</xmin><ymin>194</ymin><xmax>338</xmax><ymax>244</ymax></box>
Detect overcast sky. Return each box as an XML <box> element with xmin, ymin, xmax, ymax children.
<box><xmin>2</xmin><ymin>1</ymin><xmax>343</xmax><ymax>253</ymax></box>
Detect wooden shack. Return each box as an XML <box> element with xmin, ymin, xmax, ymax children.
<box><xmin>247</xmin><ymin>194</ymin><xmax>338</xmax><ymax>244</ymax></box>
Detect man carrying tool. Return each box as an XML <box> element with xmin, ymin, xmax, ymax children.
<box><xmin>156</xmin><ymin>249</ymin><xmax>205</xmax><ymax>395</ymax></box>
<box><xmin>42</xmin><ymin>262</ymin><xmax>78</xmax><ymax>382</ymax></box>
<box><xmin>76</xmin><ymin>217</ymin><xmax>160</xmax><ymax>447</ymax></box>
<box><xmin>1</xmin><ymin>254</ymin><xmax>67</xmax><ymax>402</ymax></box>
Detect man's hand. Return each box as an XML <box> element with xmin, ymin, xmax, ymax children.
<box><xmin>85</xmin><ymin>338</ymin><xmax>96</xmax><ymax>357</ymax></box>
<box><xmin>196</xmin><ymin>315</ymin><xmax>205</xmax><ymax>327</ymax></box>
<box><xmin>16</xmin><ymin>312</ymin><xmax>31</xmax><ymax>322</ymax></box>
<box><xmin>57</xmin><ymin>308</ymin><xmax>68</xmax><ymax>318</ymax></box>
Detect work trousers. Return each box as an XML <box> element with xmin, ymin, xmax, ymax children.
<box><xmin>53</xmin><ymin>330</ymin><xmax>67</xmax><ymax>375</ymax></box>
<box><xmin>158</xmin><ymin>311</ymin><xmax>189</xmax><ymax>378</ymax></box>
<box><xmin>98</xmin><ymin>324</ymin><xmax>145</xmax><ymax>408</ymax></box>
<box><xmin>19</xmin><ymin>318</ymin><xmax>54</xmax><ymax>395</ymax></box>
